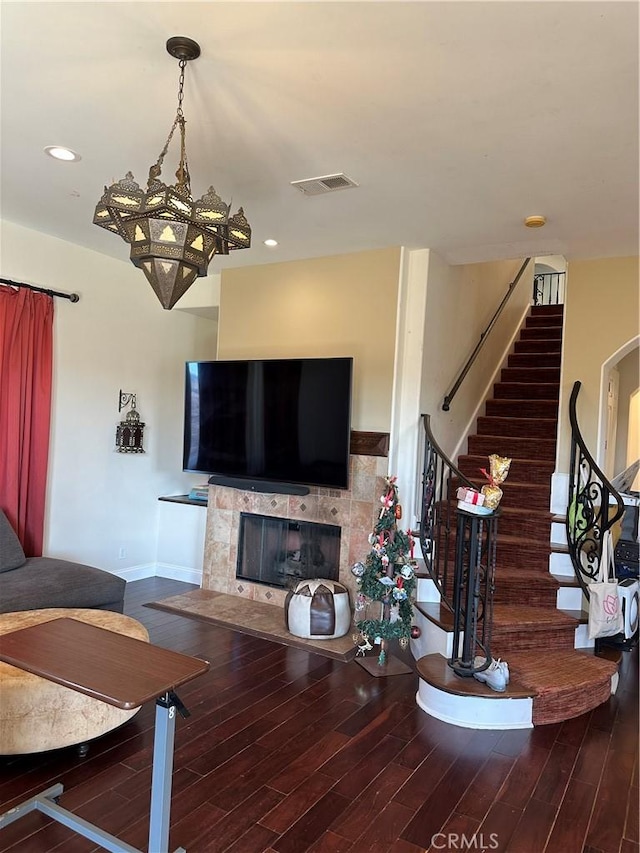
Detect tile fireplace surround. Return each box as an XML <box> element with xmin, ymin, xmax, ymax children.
<box><xmin>202</xmin><ymin>454</ymin><xmax>389</xmax><ymax>608</ymax></box>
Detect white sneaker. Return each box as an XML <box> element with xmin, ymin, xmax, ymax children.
<box><xmin>472</xmin><ymin>658</ymin><xmax>507</xmax><ymax>692</ymax></box>
<box><xmin>496</xmin><ymin>658</ymin><xmax>509</xmax><ymax>684</ymax></box>
<box><xmin>474</xmin><ymin>656</ymin><xmax>509</xmax><ymax>685</ymax></box>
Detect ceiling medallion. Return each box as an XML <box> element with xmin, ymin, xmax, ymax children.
<box><xmin>93</xmin><ymin>36</ymin><xmax>251</xmax><ymax>309</ymax></box>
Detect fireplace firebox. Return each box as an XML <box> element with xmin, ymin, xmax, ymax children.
<box><xmin>237</xmin><ymin>513</ymin><xmax>341</xmax><ymax>590</ymax></box>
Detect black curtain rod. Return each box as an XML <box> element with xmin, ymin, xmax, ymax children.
<box><xmin>0</xmin><ymin>277</ymin><xmax>79</xmax><ymax>303</ymax></box>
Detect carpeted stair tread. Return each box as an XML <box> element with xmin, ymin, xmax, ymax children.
<box><xmin>476</xmin><ymin>416</ymin><xmax>557</xmax><ymax>439</ymax></box>
<box><xmin>442</xmin><ymin>569</ymin><xmax>560</xmax><ymax>606</ymax></box>
<box><xmin>506</xmin><ymin>650</ymin><xmax>617</xmax><ymax>689</ymax></box>
<box><xmin>468</xmin><ymin>434</ymin><xmax>556</xmax><ymax>460</ymax></box>
<box><xmin>450</xmin><ymin>477</ymin><xmax>552</xmax><ymax>512</ymax></box>
<box><xmin>485</xmin><ymin>399</ymin><xmax>560</xmax><ymax>419</ymax></box>
<box><xmin>458</xmin><ymin>455</ymin><xmax>555</xmax><ymax>486</ymax></box>
<box><xmin>491</xmin><ymin>604</ymin><xmax>576</xmax><ymax>630</ymax></box>
<box><xmin>493</xmin><ymin>382</ymin><xmax>559</xmax><ymax>400</ymax></box>
<box><xmin>525</xmin><ymin>315</ymin><xmax>564</xmax><ymax>328</ymax></box>
<box><xmin>520</xmin><ymin>326</ymin><xmax>563</xmax><ymax>340</ymax></box>
<box><xmin>500</xmin><ymin>366</ymin><xmax>561</xmax><ymax>383</ymax></box>
<box><xmin>514</xmin><ymin>339</ymin><xmax>562</xmax><ymax>354</ymax></box>
<box><xmin>508</xmin><ymin>353</ymin><xmax>561</xmax><ymax>369</ymax></box>
<box><xmin>503</xmin><ymin>651</ymin><xmax>617</xmax><ymax>725</ymax></box>
<box><xmin>493</xmin><ymin>568</ymin><xmax>559</xmax><ymax>586</ymax></box>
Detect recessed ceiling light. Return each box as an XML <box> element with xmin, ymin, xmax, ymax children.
<box><xmin>524</xmin><ymin>215</ymin><xmax>546</xmax><ymax>228</ymax></box>
<box><xmin>264</xmin><ymin>239</ymin><xmax>278</xmax><ymax>247</ymax></box>
<box><xmin>44</xmin><ymin>145</ymin><xmax>81</xmax><ymax>162</ymax></box>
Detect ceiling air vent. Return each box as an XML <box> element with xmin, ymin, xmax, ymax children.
<box><xmin>291</xmin><ymin>173</ymin><xmax>359</xmax><ymax>196</ymax></box>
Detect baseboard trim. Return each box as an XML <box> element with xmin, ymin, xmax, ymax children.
<box><xmin>156</xmin><ymin>563</ymin><xmax>203</xmax><ymax>585</ymax></box>
<box><xmin>111</xmin><ymin>563</ymin><xmax>202</xmax><ymax>584</ymax></box>
<box><xmin>113</xmin><ymin>564</ymin><xmax>156</xmax><ymax>582</ymax></box>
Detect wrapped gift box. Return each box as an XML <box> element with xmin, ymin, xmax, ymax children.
<box><xmin>456</xmin><ymin>487</ymin><xmax>485</xmax><ymax>507</ymax></box>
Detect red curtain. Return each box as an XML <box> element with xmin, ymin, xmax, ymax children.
<box><xmin>0</xmin><ymin>285</ymin><xmax>54</xmax><ymax>555</ymax></box>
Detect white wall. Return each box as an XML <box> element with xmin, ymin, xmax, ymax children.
<box><xmin>1</xmin><ymin>220</ymin><xmax>216</xmax><ymax>576</ymax></box>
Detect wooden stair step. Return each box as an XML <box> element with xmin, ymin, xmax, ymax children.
<box><xmin>476</xmin><ymin>416</ymin><xmax>558</xmax><ymax>439</ymax></box>
<box><xmin>413</xmin><ymin>648</ymin><xmax>617</xmax><ymax>726</ymax></box>
<box><xmin>415</xmin><ymin>653</ymin><xmax>535</xmax><ymax>700</ymax></box>
<box><xmin>415</xmin><ymin>601</ymin><xmax>455</xmax><ymax>631</ymax></box>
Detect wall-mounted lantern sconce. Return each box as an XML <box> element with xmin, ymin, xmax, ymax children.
<box><xmin>115</xmin><ymin>390</ymin><xmax>145</xmax><ymax>453</ymax></box>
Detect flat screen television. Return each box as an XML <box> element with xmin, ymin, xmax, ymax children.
<box><xmin>183</xmin><ymin>357</ymin><xmax>353</xmax><ymax>495</ymax></box>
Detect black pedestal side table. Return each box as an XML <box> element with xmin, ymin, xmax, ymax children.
<box><xmin>0</xmin><ymin>617</ymin><xmax>209</xmax><ymax>853</ymax></box>
<box><xmin>448</xmin><ymin>507</ymin><xmax>500</xmax><ymax>677</ymax></box>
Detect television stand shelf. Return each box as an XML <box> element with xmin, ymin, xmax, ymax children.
<box><xmin>158</xmin><ymin>494</ymin><xmax>207</xmax><ymax>506</ymax></box>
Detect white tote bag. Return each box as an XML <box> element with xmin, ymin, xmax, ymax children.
<box><xmin>587</xmin><ymin>529</ymin><xmax>623</xmax><ymax>640</ymax></box>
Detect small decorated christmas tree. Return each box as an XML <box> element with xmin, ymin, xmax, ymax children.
<box><xmin>352</xmin><ymin>476</ymin><xmax>417</xmax><ymax>669</ymax></box>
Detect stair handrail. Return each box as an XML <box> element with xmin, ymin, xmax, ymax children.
<box><xmin>442</xmin><ymin>257</ymin><xmax>532</xmax><ymax>411</ymax></box>
<box><xmin>418</xmin><ymin>413</ymin><xmax>475</xmax><ymax>611</ymax></box>
<box><xmin>566</xmin><ymin>380</ymin><xmax>625</xmax><ymax>599</ymax></box>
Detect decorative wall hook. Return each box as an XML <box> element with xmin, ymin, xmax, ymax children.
<box><xmin>116</xmin><ymin>390</ymin><xmax>145</xmax><ymax>453</ymax></box>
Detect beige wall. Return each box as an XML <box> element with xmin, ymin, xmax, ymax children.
<box><xmin>557</xmin><ymin>256</ymin><xmax>639</xmax><ymax>473</ymax></box>
<box><xmin>218</xmin><ymin>248</ymin><xmax>402</xmax><ymax>432</ymax></box>
<box><xmin>420</xmin><ymin>253</ymin><xmax>534</xmax><ymax>459</ymax></box>
<box><xmin>1</xmin><ymin>219</ymin><xmax>216</xmax><ymax>571</ymax></box>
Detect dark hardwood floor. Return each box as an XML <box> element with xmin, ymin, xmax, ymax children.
<box><xmin>1</xmin><ymin>577</ymin><xmax>637</xmax><ymax>853</ymax></box>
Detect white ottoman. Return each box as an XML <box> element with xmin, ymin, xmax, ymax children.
<box><xmin>285</xmin><ymin>579</ymin><xmax>351</xmax><ymax>639</ymax></box>
<box><xmin>0</xmin><ymin>608</ymin><xmax>149</xmax><ymax>755</ymax></box>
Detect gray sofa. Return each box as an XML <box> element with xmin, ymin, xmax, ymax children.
<box><xmin>0</xmin><ymin>510</ymin><xmax>126</xmax><ymax>613</ymax></box>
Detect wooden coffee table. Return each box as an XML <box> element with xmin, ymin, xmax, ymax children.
<box><xmin>0</xmin><ymin>617</ymin><xmax>209</xmax><ymax>853</ymax></box>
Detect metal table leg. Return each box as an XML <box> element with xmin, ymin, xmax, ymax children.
<box><xmin>148</xmin><ymin>692</ymin><xmax>186</xmax><ymax>853</ymax></box>
<box><xmin>0</xmin><ymin>693</ymin><xmax>188</xmax><ymax>853</ymax></box>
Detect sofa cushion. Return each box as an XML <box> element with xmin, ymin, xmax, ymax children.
<box><xmin>0</xmin><ymin>510</ymin><xmax>26</xmax><ymax>573</ymax></box>
<box><xmin>0</xmin><ymin>558</ymin><xmax>126</xmax><ymax>613</ymax></box>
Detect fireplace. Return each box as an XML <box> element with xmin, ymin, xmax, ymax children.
<box><xmin>202</xmin><ymin>452</ymin><xmax>389</xmax><ymax>607</ymax></box>
<box><xmin>237</xmin><ymin>513</ymin><xmax>340</xmax><ymax>590</ymax></box>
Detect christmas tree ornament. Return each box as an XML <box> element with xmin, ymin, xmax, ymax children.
<box><xmin>411</xmin><ymin>625</ymin><xmax>422</xmax><ymax>639</ymax></box>
<box><xmin>395</xmin><ymin>504</ymin><xmax>402</xmax><ymax>519</ymax></box>
<box><xmin>351</xmin><ymin>561</ymin><xmax>365</xmax><ymax>578</ymax></box>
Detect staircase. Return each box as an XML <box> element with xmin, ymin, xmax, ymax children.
<box><xmin>414</xmin><ymin>304</ymin><xmax>618</xmax><ymax>727</ymax></box>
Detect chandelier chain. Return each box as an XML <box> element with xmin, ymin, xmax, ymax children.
<box><xmin>176</xmin><ymin>58</ymin><xmax>186</xmax><ymax>117</ymax></box>
<box><xmin>149</xmin><ymin>57</ymin><xmax>191</xmax><ymax>194</ymax></box>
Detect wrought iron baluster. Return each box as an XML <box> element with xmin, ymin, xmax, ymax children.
<box><xmin>532</xmin><ymin>271</ymin><xmax>566</xmax><ymax>306</ymax></box>
<box><xmin>419</xmin><ymin>414</ymin><xmax>475</xmax><ymax>611</ymax></box>
<box><xmin>566</xmin><ymin>381</ymin><xmax>624</xmax><ymax>599</ymax></box>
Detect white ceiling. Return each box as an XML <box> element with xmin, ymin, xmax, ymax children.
<box><xmin>1</xmin><ymin>1</ymin><xmax>638</xmax><ymax>273</ymax></box>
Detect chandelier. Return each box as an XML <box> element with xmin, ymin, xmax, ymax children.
<box><xmin>93</xmin><ymin>37</ymin><xmax>251</xmax><ymax>310</ymax></box>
